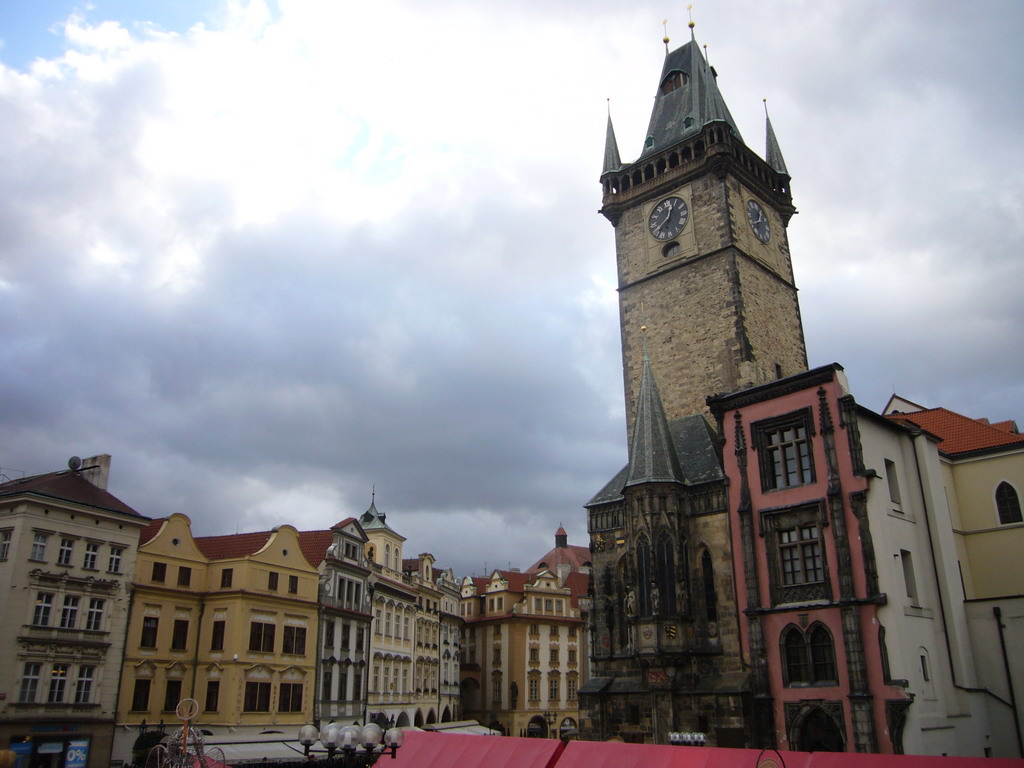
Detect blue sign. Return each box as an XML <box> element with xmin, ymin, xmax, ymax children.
<box><xmin>65</xmin><ymin>739</ymin><xmax>89</xmax><ymax>768</ymax></box>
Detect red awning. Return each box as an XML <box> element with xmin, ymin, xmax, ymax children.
<box><xmin>556</xmin><ymin>741</ymin><xmax>768</xmax><ymax>768</ymax></box>
<box><xmin>387</xmin><ymin>730</ymin><xmax>565</xmax><ymax>768</ymax></box>
<box><xmin>555</xmin><ymin>742</ymin><xmax>1024</xmax><ymax>768</ymax></box>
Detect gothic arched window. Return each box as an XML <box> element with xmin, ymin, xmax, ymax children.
<box><xmin>701</xmin><ymin>549</ymin><xmax>717</xmax><ymax>622</ymax></box>
<box><xmin>809</xmin><ymin>624</ymin><xmax>837</xmax><ymax>683</ymax></box>
<box><xmin>996</xmin><ymin>482</ymin><xmax>1022</xmax><ymax>524</ymax></box>
<box><xmin>783</xmin><ymin>626</ymin><xmax>809</xmax><ymax>684</ymax></box>
<box><xmin>782</xmin><ymin>623</ymin><xmax>837</xmax><ymax>686</ymax></box>
<box><xmin>636</xmin><ymin>535</ymin><xmax>652</xmax><ymax>616</ymax></box>
<box><xmin>656</xmin><ymin>533</ymin><xmax>676</xmax><ymax>614</ymax></box>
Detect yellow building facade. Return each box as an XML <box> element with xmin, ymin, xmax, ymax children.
<box><xmin>113</xmin><ymin>514</ymin><xmax>321</xmax><ymax>762</ymax></box>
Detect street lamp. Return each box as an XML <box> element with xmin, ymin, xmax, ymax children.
<box><xmin>297</xmin><ymin>722</ymin><xmax>403</xmax><ymax>765</ymax></box>
<box><xmin>542</xmin><ymin>712</ymin><xmax>557</xmax><ymax>738</ymax></box>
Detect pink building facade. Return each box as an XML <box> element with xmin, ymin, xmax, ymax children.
<box><xmin>708</xmin><ymin>364</ymin><xmax>991</xmax><ymax>755</ymax></box>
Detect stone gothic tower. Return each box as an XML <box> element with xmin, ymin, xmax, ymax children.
<box><xmin>601</xmin><ymin>34</ymin><xmax>807</xmax><ymax>435</ymax></box>
<box><xmin>581</xmin><ymin>31</ymin><xmax>808</xmax><ymax>747</ymax></box>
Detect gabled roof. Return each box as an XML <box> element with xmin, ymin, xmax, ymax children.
<box><xmin>887</xmin><ymin>407</ymin><xmax>1024</xmax><ymax>457</ymax></box>
<box><xmin>0</xmin><ymin>469</ymin><xmax>143</xmax><ymax>518</ymax></box>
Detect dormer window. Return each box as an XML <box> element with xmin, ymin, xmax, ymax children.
<box><xmin>660</xmin><ymin>70</ymin><xmax>688</xmax><ymax>95</ymax></box>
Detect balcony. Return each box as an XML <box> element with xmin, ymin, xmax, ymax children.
<box><xmin>19</xmin><ymin>625</ymin><xmax>110</xmax><ymax>650</ymax></box>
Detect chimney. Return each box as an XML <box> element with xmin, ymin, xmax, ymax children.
<box><xmin>557</xmin><ymin>563</ymin><xmax>571</xmax><ymax>585</ymax></box>
<box><xmin>80</xmin><ymin>455</ymin><xmax>111</xmax><ymax>490</ymax></box>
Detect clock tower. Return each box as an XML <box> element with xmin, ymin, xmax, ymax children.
<box><xmin>601</xmin><ymin>33</ymin><xmax>807</xmax><ymax>436</ymax></box>
<box><xmin>581</xmin><ymin>30</ymin><xmax>807</xmax><ymax>747</ymax></box>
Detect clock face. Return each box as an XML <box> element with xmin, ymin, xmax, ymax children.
<box><xmin>648</xmin><ymin>196</ymin><xmax>689</xmax><ymax>241</ymax></box>
<box><xmin>747</xmin><ymin>199</ymin><xmax>771</xmax><ymax>243</ymax></box>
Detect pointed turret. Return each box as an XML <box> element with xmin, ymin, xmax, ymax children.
<box><xmin>641</xmin><ymin>37</ymin><xmax>741</xmax><ymax>158</ymax></box>
<box><xmin>625</xmin><ymin>341</ymin><xmax>685</xmax><ymax>487</ymax></box>
<box><xmin>764</xmin><ymin>106</ymin><xmax>789</xmax><ymax>176</ymax></box>
<box><xmin>359</xmin><ymin>491</ymin><xmax>397</xmax><ymax>533</ymax></box>
<box><xmin>602</xmin><ymin>111</ymin><xmax>622</xmax><ymax>176</ymax></box>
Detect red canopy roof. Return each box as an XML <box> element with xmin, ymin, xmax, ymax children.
<box><xmin>554</xmin><ymin>741</ymin><xmax>1022</xmax><ymax>768</ymax></box>
<box><xmin>387</xmin><ymin>730</ymin><xmax>564</xmax><ymax>768</ymax></box>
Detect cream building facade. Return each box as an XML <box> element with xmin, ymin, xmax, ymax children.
<box><xmin>317</xmin><ymin>516</ymin><xmax>373</xmax><ymax>724</ymax></box>
<box><xmin>360</xmin><ymin>499</ymin><xmax>462</xmax><ymax>728</ymax></box>
<box><xmin>459</xmin><ymin>531</ymin><xmax>590</xmax><ymax>739</ymax></box>
<box><xmin>0</xmin><ymin>455</ymin><xmax>149</xmax><ymax>768</ymax></box>
<box><xmin>884</xmin><ymin>398</ymin><xmax>1024</xmax><ymax>756</ymax></box>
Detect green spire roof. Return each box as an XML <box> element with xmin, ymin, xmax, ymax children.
<box><xmin>765</xmin><ymin>110</ymin><xmax>789</xmax><ymax>175</ymax></box>
<box><xmin>602</xmin><ymin>112</ymin><xmax>622</xmax><ymax>175</ymax></box>
<box><xmin>641</xmin><ymin>38</ymin><xmax>741</xmax><ymax>158</ymax></box>
<box><xmin>359</xmin><ymin>495</ymin><xmax>396</xmax><ymax>533</ymax></box>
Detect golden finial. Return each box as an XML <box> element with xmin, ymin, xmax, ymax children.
<box><xmin>662</xmin><ymin>19</ymin><xmax>670</xmax><ymax>52</ymax></box>
<box><xmin>688</xmin><ymin>4</ymin><xmax>696</xmax><ymax>32</ymax></box>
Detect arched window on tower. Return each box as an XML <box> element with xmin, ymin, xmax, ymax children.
<box><xmin>656</xmin><ymin>533</ymin><xmax>676</xmax><ymax>615</ymax></box>
<box><xmin>636</xmin><ymin>536</ymin><xmax>652</xmax><ymax>616</ymax></box>
<box><xmin>996</xmin><ymin>481</ymin><xmax>1022</xmax><ymax>524</ymax></box>
<box><xmin>385</xmin><ymin>544</ymin><xmax>391</xmax><ymax>569</ymax></box>
<box><xmin>701</xmin><ymin>549</ymin><xmax>717</xmax><ymax>622</ymax></box>
<box><xmin>660</xmin><ymin>70</ymin><xmax>688</xmax><ymax>95</ymax></box>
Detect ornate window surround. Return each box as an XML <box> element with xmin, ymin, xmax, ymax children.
<box><xmin>760</xmin><ymin>501</ymin><xmax>832</xmax><ymax>607</ymax></box>
<box><xmin>752</xmin><ymin>408</ymin><xmax>817</xmax><ymax>492</ymax></box>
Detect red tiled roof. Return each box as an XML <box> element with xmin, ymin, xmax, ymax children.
<box><xmin>299</xmin><ymin>530</ymin><xmax>333</xmax><ymax>567</ymax></box>
<box><xmin>139</xmin><ymin>518</ymin><xmax>167</xmax><ymax>545</ymax></box>
<box><xmin>887</xmin><ymin>407</ymin><xmax>1024</xmax><ymax>456</ymax></box>
<box><xmin>330</xmin><ymin>516</ymin><xmax>356</xmax><ymax>530</ymax></box>
<box><xmin>0</xmin><ymin>470</ymin><xmax>143</xmax><ymax>518</ymax></box>
<box><xmin>563</xmin><ymin>571</ymin><xmax>590</xmax><ymax>598</ymax></box>
<box><xmin>194</xmin><ymin>530</ymin><xmax>272</xmax><ymax>560</ymax></box>
<box><xmin>526</xmin><ymin>544</ymin><xmax>592</xmax><ymax>574</ymax></box>
<box><xmin>192</xmin><ymin>528</ymin><xmax>334</xmax><ymax>568</ymax></box>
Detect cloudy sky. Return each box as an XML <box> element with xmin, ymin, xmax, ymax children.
<box><xmin>1</xmin><ymin>0</ymin><xmax>1022</xmax><ymax>577</ymax></box>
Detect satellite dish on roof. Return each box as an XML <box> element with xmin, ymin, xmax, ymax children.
<box><xmin>68</xmin><ymin>456</ymin><xmax>83</xmax><ymax>471</ymax></box>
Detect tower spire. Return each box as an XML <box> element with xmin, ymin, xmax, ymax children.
<box><xmin>625</xmin><ymin>327</ymin><xmax>685</xmax><ymax>487</ymax></box>
<box><xmin>602</xmin><ymin>100</ymin><xmax>622</xmax><ymax>176</ymax></box>
<box><xmin>641</xmin><ymin>30</ymin><xmax>742</xmax><ymax>157</ymax></box>
<box><xmin>763</xmin><ymin>99</ymin><xmax>789</xmax><ymax>175</ymax></box>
